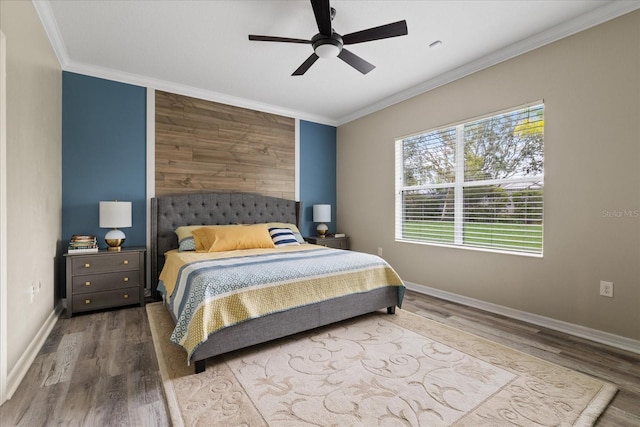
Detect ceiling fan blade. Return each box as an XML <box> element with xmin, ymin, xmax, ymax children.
<box><xmin>342</xmin><ymin>20</ymin><xmax>408</xmax><ymax>45</ymax></box>
<box><xmin>249</xmin><ymin>35</ymin><xmax>311</xmax><ymax>44</ymax></box>
<box><xmin>292</xmin><ymin>53</ymin><xmax>320</xmax><ymax>76</ymax></box>
<box><xmin>311</xmin><ymin>0</ymin><xmax>332</xmax><ymax>36</ymax></box>
<box><xmin>338</xmin><ymin>48</ymin><xmax>375</xmax><ymax>74</ymax></box>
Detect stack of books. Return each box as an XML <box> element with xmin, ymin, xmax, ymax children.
<box><xmin>68</xmin><ymin>235</ymin><xmax>98</xmax><ymax>253</ymax></box>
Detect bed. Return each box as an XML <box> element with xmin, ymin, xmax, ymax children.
<box><xmin>151</xmin><ymin>192</ymin><xmax>405</xmax><ymax>374</ymax></box>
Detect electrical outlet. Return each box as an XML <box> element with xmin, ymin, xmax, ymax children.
<box><xmin>378</xmin><ymin>247</ymin><xmax>383</xmax><ymax>256</ymax></box>
<box><xmin>599</xmin><ymin>281</ymin><xmax>614</xmax><ymax>298</ymax></box>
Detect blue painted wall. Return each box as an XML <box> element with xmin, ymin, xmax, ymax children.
<box><xmin>62</xmin><ymin>72</ymin><xmax>147</xmax><ymax>252</ymax></box>
<box><xmin>299</xmin><ymin>120</ymin><xmax>337</xmax><ymax>237</ymax></box>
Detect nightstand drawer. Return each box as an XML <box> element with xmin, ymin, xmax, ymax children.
<box><xmin>304</xmin><ymin>236</ymin><xmax>350</xmax><ymax>250</ymax></box>
<box><xmin>327</xmin><ymin>238</ymin><xmax>349</xmax><ymax>249</ymax></box>
<box><xmin>70</xmin><ymin>253</ymin><xmax>140</xmax><ymax>276</ymax></box>
<box><xmin>72</xmin><ymin>271</ymin><xmax>139</xmax><ymax>294</ymax></box>
<box><xmin>71</xmin><ymin>287</ymin><xmax>140</xmax><ymax>313</ymax></box>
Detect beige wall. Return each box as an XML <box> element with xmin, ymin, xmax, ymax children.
<box><xmin>337</xmin><ymin>11</ymin><xmax>640</xmax><ymax>340</ymax></box>
<box><xmin>0</xmin><ymin>1</ymin><xmax>62</xmax><ymax>372</ymax></box>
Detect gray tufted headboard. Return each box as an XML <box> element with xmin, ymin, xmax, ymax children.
<box><xmin>150</xmin><ymin>192</ymin><xmax>301</xmax><ymax>292</ymax></box>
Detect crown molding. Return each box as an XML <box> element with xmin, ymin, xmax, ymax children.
<box><xmin>63</xmin><ymin>60</ymin><xmax>337</xmax><ymax>126</ymax></box>
<box><xmin>32</xmin><ymin>0</ymin><xmax>639</xmax><ymax>128</ymax></box>
<box><xmin>336</xmin><ymin>1</ymin><xmax>640</xmax><ymax>126</ymax></box>
<box><xmin>32</xmin><ymin>0</ymin><xmax>68</xmax><ymax>68</ymax></box>
<box><xmin>30</xmin><ymin>2</ymin><xmax>337</xmax><ymax>126</ymax></box>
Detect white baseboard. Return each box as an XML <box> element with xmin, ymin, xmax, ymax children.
<box><xmin>5</xmin><ymin>302</ymin><xmax>62</xmax><ymax>400</ymax></box>
<box><xmin>405</xmin><ymin>282</ymin><xmax>640</xmax><ymax>355</ymax></box>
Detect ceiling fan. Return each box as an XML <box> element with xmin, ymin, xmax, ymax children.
<box><xmin>248</xmin><ymin>0</ymin><xmax>408</xmax><ymax>76</ymax></box>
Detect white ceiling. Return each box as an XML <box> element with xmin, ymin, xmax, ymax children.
<box><xmin>34</xmin><ymin>0</ymin><xmax>639</xmax><ymax>125</ymax></box>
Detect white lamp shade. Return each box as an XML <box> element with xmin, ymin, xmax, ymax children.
<box><xmin>99</xmin><ymin>201</ymin><xmax>132</xmax><ymax>228</ymax></box>
<box><xmin>313</xmin><ymin>204</ymin><xmax>331</xmax><ymax>223</ymax></box>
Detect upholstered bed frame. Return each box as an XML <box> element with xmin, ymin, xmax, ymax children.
<box><xmin>150</xmin><ymin>192</ymin><xmax>399</xmax><ymax>373</ymax></box>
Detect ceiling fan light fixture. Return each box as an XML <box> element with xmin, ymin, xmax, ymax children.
<box><xmin>312</xmin><ymin>34</ymin><xmax>343</xmax><ymax>59</ymax></box>
<box><xmin>315</xmin><ymin>43</ymin><xmax>341</xmax><ymax>58</ymax></box>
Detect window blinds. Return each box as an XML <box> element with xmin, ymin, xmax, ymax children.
<box><xmin>396</xmin><ymin>103</ymin><xmax>544</xmax><ymax>255</ymax></box>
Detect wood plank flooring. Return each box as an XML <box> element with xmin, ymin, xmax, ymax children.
<box><xmin>1</xmin><ymin>290</ymin><xmax>638</xmax><ymax>426</ymax></box>
<box><xmin>0</xmin><ymin>306</ymin><xmax>169</xmax><ymax>427</ymax></box>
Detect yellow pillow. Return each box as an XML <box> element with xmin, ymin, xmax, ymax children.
<box><xmin>193</xmin><ymin>224</ymin><xmax>275</xmax><ymax>252</ymax></box>
<box><xmin>175</xmin><ymin>225</ymin><xmax>202</xmax><ymax>242</ymax></box>
<box><xmin>191</xmin><ymin>227</ymin><xmax>212</xmax><ymax>252</ymax></box>
<box><xmin>177</xmin><ymin>225</ymin><xmax>237</xmax><ymax>251</ymax></box>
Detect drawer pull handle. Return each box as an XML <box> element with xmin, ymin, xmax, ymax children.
<box><xmin>84</xmin><ymin>263</ymin><xmax>90</xmax><ymax>268</ymax></box>
<box><xmin>123</xmin><ymin>260</ymin><xmax>129</xmax><ymax>265</ymax></box>
<box><xmin>85</xmin><ymin>299</ymin><xmax>91</xmax><ymax>304</ymax></box>
<box><xmin>85</xmin><ymin>281</ymin><xmax>91</xmax><ymax>286</ymax></box>
<box><xmin>123</xmin><ymin>277</ymin><xmax>129</xmax><ymax>282</ymax></box>
<box><xmin>123</xmin><ymin>294</ymin><xmax>129</xmax><ymax>299</ymax></box>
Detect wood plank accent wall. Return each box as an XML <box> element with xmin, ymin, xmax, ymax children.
<box><xmin>155</xmin><ymin>91</ymin><xmax>295</xmax><ymax>199</ymax></box>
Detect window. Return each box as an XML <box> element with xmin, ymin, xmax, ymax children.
<box><xmin>395</xmin><ymin>102</ymin><xmax>544</xmax><ymax>255</ymax></box>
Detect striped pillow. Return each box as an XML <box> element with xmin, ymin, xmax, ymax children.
<box><xmin>269</xmin><ymin>227</ymin><xmax>300</xmax><ymax>247</ymax></box>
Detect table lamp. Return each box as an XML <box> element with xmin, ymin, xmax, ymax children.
<box><xmin>99</xmin><ymin>201</ymin><xmax>132</xmax><ymax>251</ymax></box>
<box><xmin>313</xmin><ymin>204</ymin><xmax>331</xmax><ymax>238</ymax></box>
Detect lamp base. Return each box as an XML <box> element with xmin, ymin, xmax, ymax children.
<box><xmin>106</xmin><ymin>241</ymin><xmax>124</xmax><ymax>251</ymax></box>
<box><xmin>316</xmin><ymin>223</ymin><xmax>328</xmax><ymax>238</ymax></box>
<box><xmin>105</xmin><ymin>228</ymin><xmax>126</xmax><ymax>251</ymax></box>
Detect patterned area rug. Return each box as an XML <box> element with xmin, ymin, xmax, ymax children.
<box><xmin>146</xmin><ymin>302</ymin><xmax>616</xmax><ymax>426</ymax></box>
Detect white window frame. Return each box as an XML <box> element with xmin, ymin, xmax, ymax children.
<box><xmin>395</xmin><ymin>102</ymin><xmax>544</xmax><ymax>256</ymax></box>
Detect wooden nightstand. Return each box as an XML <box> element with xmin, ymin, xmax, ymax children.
<box><xmin>304</xmin><ymin>235</ymin><xmax>350</xmax><ymax>250</ymax></box>
<box><xmin>64</xmin><ymin>247</ymin><xmax>145</xmax><ymax>317</ymax></box>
